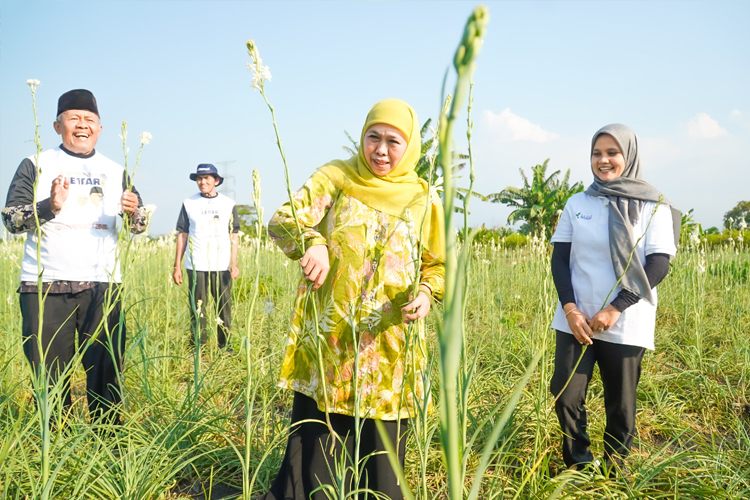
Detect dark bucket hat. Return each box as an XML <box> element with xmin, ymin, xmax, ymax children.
<box><xmin>189</xmin><ymin>164</ymin><xmax>224</xmax><ymax>186</ymax></box>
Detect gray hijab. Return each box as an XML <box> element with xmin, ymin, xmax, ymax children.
<box><xmin>584</xmin><ymin>123</ymin><xmax>680</xmax><ymax>305</ymax></box>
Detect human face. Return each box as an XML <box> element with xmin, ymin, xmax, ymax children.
<box><xmin>363</xmin><ymin>123</ymin><xmax>408</xmax><ymax>177</ymax></box>
<box><xmin>195</xmin><ymin>174</ymin><xmax>218</xmax><ymax>196</ymax></box>
<box><xmin>591</xmin><ymin>133</ymin><xmax>626</xmax><ymax>182</ymax></box>
<box><xmin>53</xmin><ymin>110</ymin><xmax>102</xmax><ymax>155</ymax></box>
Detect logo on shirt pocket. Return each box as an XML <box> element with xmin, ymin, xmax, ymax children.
<box><xmin>575</xmin><ymin>212</ymin><xmax>593</xmax><ymax>220</ymax></box>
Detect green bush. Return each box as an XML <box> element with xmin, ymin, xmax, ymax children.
<box><xmin>703</xmin><ymin>230</ymin><xmax>749</xmax><ymax>248</ymax></box>
<box><xmin>460</xmin><ymin>225</ymin><xmax>529</xmax><ymax>249</ymax></box>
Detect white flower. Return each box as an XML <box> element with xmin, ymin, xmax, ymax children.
<box><xmin>264</xmin><ymin>299</ymin><xmax>275</xmax><ymax>315</ymax></box>
<box><xmin>214</xmin><ymin>317</ymin><xmax>224</xmax><ymax>325</ymax></box>
<box><xmin>246</xmin><ymin>60</ymin><xmax>271</xmax><ymax>91</ymax></box>
<box><xmin>403</xmin><ymin>209</ymin><xmax>415</xmax><ymax>233</ymax></box>
<box><xmin>697</xmin><ymin>262</ymin><xmax>706</xmax><ymax>274</ymax></box>
<box><xmin>26</xmin><ymin>79</ymin><xmax>41</xmax><ymax>90</ymax></box>
<box><xmin>515</xmin><ymin>294</ymin><xmax>521</xmax><ymax>300</ymax></box>
<box><xmin>690</xmin><ymin>227</ymin><xmax>700</xmax><ymax>245</ymax></box>
<box><xmin>739</xmin><ymin>218</ymin><xmax>747</xmax><ymax>230</ymax></box>
<box><xmin>142</xmin><ymin>204</ymin><xmax>157</xmax><ymax>216</ymax></box>
<box><xmin>140</xmin><ymin>132</ymin><xmax>153</xmax><ymax>145</ymax></box>
<box><xmin>283</xmin><ymin>261</ymin><xmax>289</xmax><ymax>267</ymax></box>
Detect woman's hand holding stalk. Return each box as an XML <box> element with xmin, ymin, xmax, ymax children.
<box><xmin>589</xmin><ymin>305</ymin><xmax>621</xmax><ymax>333</ymax></box>
<box><xmin>402</xmin><ymin>285</ymin><xmax>432</xmax><ymax>324</ymax></box>
<box><xmin>564</xmin><ymin>303</ymin><xmax>594</xmax><ymax>345</ymax></box>
<box><xmin>300</xmin><ymin>244</ymin><xmax>329</xmax><ymax>290</ymax></box>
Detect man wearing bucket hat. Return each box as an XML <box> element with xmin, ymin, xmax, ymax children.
<box><xmin>2</xmin><ymin>89</ymin><xmax>148</xmax><ymax>423</ymax></box>
<box><xmin>173</xmin><ymin>164</ymin><xmax>240</xmax><ymax>350</ymax></box>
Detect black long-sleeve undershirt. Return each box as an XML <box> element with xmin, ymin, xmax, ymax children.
<box><xmin>551</xmin><ymin>242</ymin><xmax>671</xmax><ymax>313</ymax></box>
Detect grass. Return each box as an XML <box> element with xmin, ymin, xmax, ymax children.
<box><xmin>0</xmin><ymin>234</ymin><xmax>748</xmax><ymax>499</ymax></box>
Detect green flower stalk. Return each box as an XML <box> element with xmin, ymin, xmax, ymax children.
<box><xmin>26</xmin><ymin>79</ymin><xmax>45</xmax><ymax>342</ymax></box>
<box><xmin>26</xmin><ymin>77</ymin><xmax>53</xmax><ymax>500</ymax></box>
<box><xmin>460</xmin><ymin>80</ymin><xmax>476</xmax><ymax>459</ymax></box>
<box><xmin>243</xmin><ymin>169</ymin><xmax>264</xmax><ymax>499</ymax></box>
<box><xmin>245</xmin><ymin>39</ymin><xmax>336</xmax><ymax>442</ymax></box>
<box><xmin>104</xmin><ymin>122</ymin><xmax>152</xmax><ymax>415</ymax></box>
<box><xmin>436</xmin><ymin>7</ymin><xmax>488</xmax><ymax>500</ymax></box>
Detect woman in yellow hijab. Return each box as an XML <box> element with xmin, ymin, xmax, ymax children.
<box><xmin>257</xmin><ymin>99</ymin><xmax>445</xmax><ymax>500</ymax></box>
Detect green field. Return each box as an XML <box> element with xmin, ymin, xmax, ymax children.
<box><xmin>1</xmin><ymin>234</ymin><xmax>748</xmax><ymax>499</ymax></box>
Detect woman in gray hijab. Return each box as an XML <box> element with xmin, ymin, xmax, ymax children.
<box><xmin>548</xmin><ymin>124</ymin><xmax>679</xmax><ymax>476</ymax></box>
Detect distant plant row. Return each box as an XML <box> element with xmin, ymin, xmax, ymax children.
<box><xmin>231</xmin><ymin>122</ymin><xmax>750</xmax><ymax>249</ymax></box>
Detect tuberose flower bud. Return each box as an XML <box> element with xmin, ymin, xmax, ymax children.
<box><xmin>453</xmin><ymin>6</ymin><xmax>489</xmax><ymax>72</ymax></box>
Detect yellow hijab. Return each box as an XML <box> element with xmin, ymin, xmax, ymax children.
<box><xmin>318</xmin><ymin>99</ymin><xmax>445</xmax><ymax>256</ymax></box>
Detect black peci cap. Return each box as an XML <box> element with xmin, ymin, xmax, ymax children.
<box><xmin>57</xmin><ymin>89</ymin><xmax>99</xmax><ymax>117</ymax></box>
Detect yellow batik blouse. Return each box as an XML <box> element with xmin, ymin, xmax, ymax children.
<box><xmin>268</xmin><ymin>171</ymin><xmax>445</xmax><ymax>420</ymax></box>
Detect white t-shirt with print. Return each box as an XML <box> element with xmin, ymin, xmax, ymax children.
<box><xmin>20</xmin><ymin>148</ymin><xmax>124</xmax><ymax>283</ymax></box>
<box><xmin>179</xmin><ymin>193</ymin><xmax>237</xmax><ymax>272</ymax></box>
<box><xmin>550</xmin><ymin>192</ymin><xmax>677</xmax><ymax>350</ymax></box>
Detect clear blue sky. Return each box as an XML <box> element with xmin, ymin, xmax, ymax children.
<box><xmin>2</xmin><ymin>1</ymin><xmax>748</xmax><ymax>236</ymax></box>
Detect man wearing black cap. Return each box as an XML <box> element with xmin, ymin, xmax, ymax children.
<box><xmin>2</xmin><ymin>89</ymin><xmax>147</xmax><ymax>423</ymax></box>
<box><xmin>173</xmin><ymin>164</ymin><xmax>240</xmax><ymax>350</ymax></box>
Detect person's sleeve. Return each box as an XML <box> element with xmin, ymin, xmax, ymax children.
<box><xmin>644</xmin><ymin>202</ymin><xmax>677</xmax><ymax>258</ymax></box>
<box><xmin>551</xmin><ymin>242</ymin><xmax>576</xmax><ymax>306</ymax></box>
<box><xmin>268</xmin><ymin>171</ymin><xmax>337</xmax><ymax>260</ymax></box>
<box><xmin>2</xmin><ymin>158</ymin><xmax>56</xmax><ymax>234</ymax></box>
<box><xmin>120</xmin><ymin>171</ymin><xmax>147</xmax><ymax>234</ymax></box>
<box><xmin>176</xmin><ymin>204</ymin><xmax>190</xmax><ymax>233</ymax></box>
<box><xmin>419</xmin><ymin>247</ymin><xmax>445</xmax><ymax>301</ymax></box>
<box><xmin>610</xmin><ymin>253</ymin><xmax>671</xmax><ymax>312</ymax></box>
<box><xmin>231</xmin><ymin>205</ymin><xmax>240</xmax><ymax>233</ymax></box>
<box><xmin>549</xmin><ymin>199</ymin><xmax>573</xmax><ymax>244</ymax></box>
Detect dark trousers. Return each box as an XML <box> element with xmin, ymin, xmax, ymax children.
<box><xmin>186</xmin><ymin>270</ymin><xmax>232</xmax><ymax>348</ymax></box>
<box><xmin>550</xmin><ymin>330</ymin><xmax>645</xmax><ymax>469</ymax></box>
<box><xmin>19</xmin><ymin>283</ymin><xmax>126</xmax><ymax>422</ymax></box>
<box><xmin>256</xmin><ymin>392</ymin><xmax>408</xmax><ymax>500</ymax></box>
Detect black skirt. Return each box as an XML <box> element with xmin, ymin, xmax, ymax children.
<box><xmin>254</xmin><ymin>392</ymin><xmax>408</xmax><ymax>500</ymax></box>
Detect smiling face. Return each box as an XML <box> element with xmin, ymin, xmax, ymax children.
<box><xmin>363</xmin><ymin>123</ymin><xmax>408</xmax><ymax>177</ymax></box>
<box><xmin>591</xmin><ymin>133</ymin><xmax>626</xmax><ymax>182</ymax></box>
<box><xmin>53</xmin><ymin>110</ymin><xmax>102</xmax><ymax>155</ymax></box>
<box><xmin>195</xmin><ymin>174</ymin><xmax>218</xmax><ymax>196</ymax></box>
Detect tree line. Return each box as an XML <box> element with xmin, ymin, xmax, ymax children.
<box><xmin>234</xmin><ymin>121</ymin><xmax>748</xmax><ymax>242</ymax></box>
